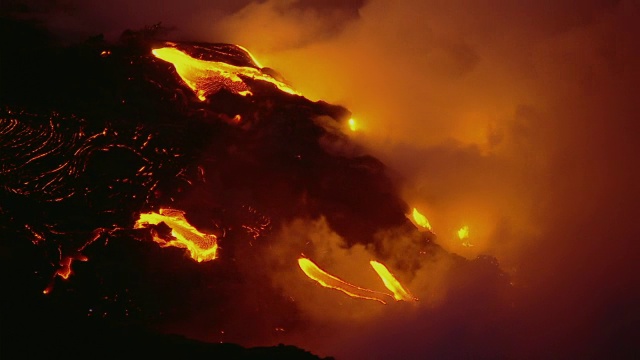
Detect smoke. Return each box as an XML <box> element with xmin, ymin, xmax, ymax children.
<box><xmin>255</xmin><ymin>216</ymin><xmax>476</xmax><ymax>358</ymax></box>
<box><xmin>1</xmin><ymin>0</ymin><xmax>364</xmax><ymax>43</ymax></box>
<box><xmin>212</xmin><ymin>0</ymin><xmax>640</xmax><ymax>357</ymax></box>
<box><xmin>1</xmin><ymin>0</ymin><xmax>239</xmax><ymax>40</ymax></box>
<box><xmin>7</xmin><ymin>0</ymin><xmax>639</xmax><ymax>358</ymax></box>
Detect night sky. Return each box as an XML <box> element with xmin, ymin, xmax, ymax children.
<box><xmin>2</xmin><ymin>1</ymin><xmax>639</xmax><ymax>358</ymax></box>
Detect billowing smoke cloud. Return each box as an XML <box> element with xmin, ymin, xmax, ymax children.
<box><xmin>210</xmin><ymin>3</ymin><xmax>639</xmax><ymax>357</ymax></box>
<box><xmin>218</xmin><ymin>1</ymin><xmax>640</xmax><ymax>358</ymax></box>
<box><xmin>7</xmin><ymin>0</ymin><xmax>639</xmax><ymax>358</ymax></box>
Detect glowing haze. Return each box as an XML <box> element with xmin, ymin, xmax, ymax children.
<box><xmin>19</xmin><ymin>0</ymin><xmax>640</xmax><ymax>358</ymax></box>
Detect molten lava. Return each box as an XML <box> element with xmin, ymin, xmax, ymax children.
<box><xmin>348</xmin><ymin>118</ymin><xmax>357</xmax><ymax>132</ymax></box>
<box><xmin>369</xmin><ymin>261</ymin><xmax>417</xmax><ymax>301</ymax></box>
<box><xmin>458</xmin><ymin>225</ymin><xmax>469</xmax><ymax>240</ymax></box>
<box><xmin>411</xmin><ymin>208</ymin><xmax>432</xmax><ymax>231</ymax></box>
<box><xmin>298</xmin><ymin>258</ymin><xmax>390</xmax><ymax>304</ymax></box>
<box><xmin>458</xmin><ymin>225</ymin><xmax>473</xmax><ymax>247</ymax></box>
<box><xmin>135</xmin><ymin>208</ymin><xmax>218</xmax><ymax>262</ymax></box>
<box><xmin>56</xmin><ymin>256</ymin><xmax>74</xmax><ymax>280</ymax></box>
<box><xmin>43</xmin><ymin>255</ymin><xmax>88</xmax><ymax>294</ymax></box>
<box><xmin>151</xmin><ymin>47</ymin><xmax>298</xmax><ymax>101</ymax></box>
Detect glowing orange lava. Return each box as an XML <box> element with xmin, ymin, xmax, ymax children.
<box><xmin>151</xmin><ymin>47</ymin><xmax>298</xmax><ymax>101</ymax></box>
<box><xmin>135</xmin><ymin>208</ymin><xmax>218</xmax><ymax>262</ymax></box>
<box><xmin>369</xmin><ymin>261</ymin><xmax>417</xmax><ymax>301</ymax></box>
<box><xmin>348</xmin><ymin>118</ymin><xmax>357</xmax><ymax>132</ymax></box>
<box><xmin>458</xmin><ymin>225</ymin><xmax>469</xmax><ymax>240</ymax></box>
<box><xmin>457</xmin><ymin>225</ymin><xmax>473</xmax><ymax>247</ymax></box>
<box><xmin>411</xmin><ymin>208</ymin><xmax>432</xmax><ymax>231</ymax></box>
<box><xmin>56</xmin><ymin>256</ymin><xmax>73</xmax><ymax>280</ymax></box>
<box><xmin>43</xmin><ymin>255</ymin><xmax>88</xmax><ymax>294</ymax></box>
<box><xmin>298</xmin><ymin>258</ymin><xmax>390</xmax><ymax>304</ymax></box>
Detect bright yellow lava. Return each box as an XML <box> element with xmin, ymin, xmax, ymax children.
<box><xmin>348</xmin><ymin>118</ymin><xmax>357</xmax><ymax>132</ymax></box>
<box><xmin>135</xmin><ymin>208</ymin><xmax>218</xmax><ymax>262</ymax></box>
<box><xmin>458</xmin><ymin>225</ymin><xmax>474</xmax><ymax>247</ymax></box>
<box><xmin>236</xmin><ymin>44</ymin><xmax>264</xmax><ymax>68</ymax></box>
<box><xmin>298</xmin><ymin>258</ymin><xmax>389</xmax><ymax>304</ymax></box>
<box><xmin>369</xmin><ymin>261</ymin><xmax>417</xmax><ymax>301</ymax></box>
<box><xmin>412</xmin><ymin>208</ymin><xmax>432</xmax><ymax>231</ymax></box>
<box><xmin>152</xmin><ymin>47</ymin><xmax>298</xmax><ymax>101</ymax></box>
<box><xmin>457</xmin><ymin>225</ymin><xmax>470</xmax><ymax>240</ymax></box>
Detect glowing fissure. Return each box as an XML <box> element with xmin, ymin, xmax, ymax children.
<box><xmin>298</xmin><ymin>258</ymin><xmax>390</xmax><ymax>304</ymax></box>
<box><xmin>43</xmin><ymin>254</ymin><xmax>88</xmax><ymax>294</ymax></box>
<box><xmin>135</xmin><ymin>208</ymin><xmax>218</xmax><ymax>262</ymax></box>
<box><xmin>411</xmin><ymin>208</ymin><xmax>432</xmax><ymax>231</ymax></box>
<box><xmin>370</xmin><ymin>261</ymin><xmax>417</xmax><ymax>301</ymax></box>
<box><xmin>151</xmin><ymin>47</ymin><xmax>298</xmax><ymax>101</ymax></box>
<box><xmin>56</xmin><ymin>256</ymin><xmax>73</xmax><ymax>280</ymax></box>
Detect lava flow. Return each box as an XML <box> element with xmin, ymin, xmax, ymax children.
<box><xmin>298</xmin><ymin>257</ymin><xmax>417</xmax><ymax>304</ymax></box>
<box><xmin>135</xmin><ymin>208</ymin><xmax>218</xmax><ymax>262</ymax></box>
<box><xmin>347</xmin><ymin>118</ymin><xmax>357</xmax><ymax>132</ymax></box>
<box><xmin>370</xmin><ymin>260</ymin><xmax>417</xmax><ymax>301</ymax></box>
<box><xmin>43</xmin><ymin>255</ymin><xmax>88</xmax><ymax>294</ymax></box>
<box><xmin>298</xmin><ymin>258</ymin><xmax>390</xmax><ymax>304</ymax></box>
<box><xmin>458</xmin><ymin>225</ymin><xmax>473</xmax><ymax>247</ymax></box>
<box><xmin>152</xmin><ymin>47</ymin><xmax>298</xmax><ymax>100</ymax></box>
<box><xmin>411</xmin><ymin>208</ymin><xmax>432</xmax><ymax>231</ymax></box>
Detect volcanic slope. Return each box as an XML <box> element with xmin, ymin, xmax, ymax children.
<box><xmin>0</xmin><ymin>20</ymin><xmax>508</xmax><ymax>359</ymax></box>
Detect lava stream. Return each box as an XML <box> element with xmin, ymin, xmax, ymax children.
<box><xmin>298</xmin><ymin>258</ymin><xmax>390</xmax><ymax>304</ymax></box>
<box><xmin>411</xmin><ymin>208</ymin><xmax>432</xmax><ymax>231</ymax></box>
<box><xmin>369</xmin><ymin>261</ymin><xmax>417</xmax><ymax>301</ymax></box>
<box><xmin>152</xmin><ymin>47</ymin><xmax>298</xmax><ymax>101</ymax></box>
<box><xmin>135</xmin><ymin>208</ymin><xmax>218</xmax><ymax>262</ymax></box>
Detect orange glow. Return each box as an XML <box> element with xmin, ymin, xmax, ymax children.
<box><xmin>135</xmin><ymin>208</ymin><xmax>218</xmax><ymax>262</ymax></box>
<box><xmin>369</xmin><ymin>261</ymin><xmax>417</xmax><ymax>301</ymax></box>
<box><xmin>151</xmin><ymin>47</ymin><xmax>298</xmax><ymax>101</ymax></box>
<box><xmin>411</xmin><ymin>208</ymin><xmax>432</xmax><ymax>231</ymax></box>
<box><xmin>298</xmin><ymin>258</ymin><xmax>390</xmax><ymax>304</ymax></box>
